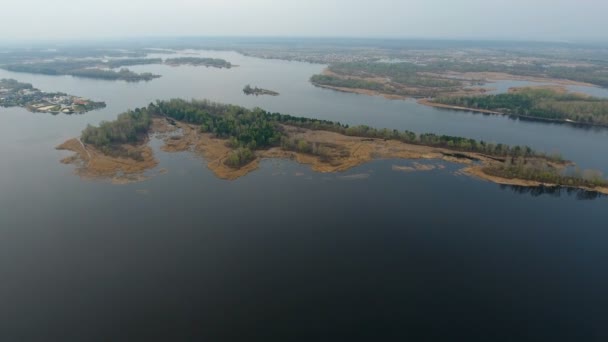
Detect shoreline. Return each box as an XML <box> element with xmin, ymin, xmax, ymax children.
<box><xmin>417</xmin><ymin>98</ymin><xmax>608</xmax><ymax>128</ymax></box>
<box><xmin>312</xmin><ymin>68</ymin><xmax>603</xmax><ymax>105</ymax></box>
<box><xmin>57</xmin><ymin>117</ymin><xmax>608</xmax><ymax>195</ymax></box>
<box><xmin>311</xmin><ymin>82</ymin><xmax>409</xmax><ymax>100</ymax></box>
<box><xmin>463</xmin><ymin>165</ymin><xmax>608</xmax><ymax>195</ymax></box>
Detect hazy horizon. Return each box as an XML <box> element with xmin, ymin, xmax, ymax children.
<box><xmin>2</xmin><ymin>0</ymin><xmax>607</xmax><ymax>43</ymax></box>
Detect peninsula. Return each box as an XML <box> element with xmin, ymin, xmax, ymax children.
<box><xmin>2</xmin><ymin>60</ymin><xmax>160</xmax><ymax>82</ymax></box>
<box><xmin>423</xmin><ymin>86</ymin><xmax>608</xmax><ymax>126</ymax></box>
<box><xmin>310</xmin><ymin>61</ymin><xmax>600</xmax><ymax>100</ymax></box>
<box><xmin>0</xmin><ymin>79</ymin><xmax>105</xmax><ymax>114</ymax></box>
<box><xmin>57</xmin><ymin>99</ymin><xmax>608</xmax><ymax>193</ymax></box>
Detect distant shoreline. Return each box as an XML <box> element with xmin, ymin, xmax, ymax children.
<box><xmin>418</xmin><ymin>99</ymin><xmax>608</xmax><ymax>129</ymax></box>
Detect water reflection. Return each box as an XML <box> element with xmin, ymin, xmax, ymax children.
<box><xmin>499</xmin><ymin>184</ymin><xmax>606</xmax><ymax>200</ymax></box>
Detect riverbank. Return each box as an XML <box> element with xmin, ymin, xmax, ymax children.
<box><xmin>464</xmin><ymin>166</ymin><xmax>608</xmax><ymax>195</ymax></box>
<box><xmin>420</xmin><ymin>85</ymin><xmax>608</xmax><ymax>128</ymax></box>
<box><xmin>418</xmin><ymin>98</ymin><xmax>601</xmax><ymax>126</ymax></box>
<box><xmin>417</xmin><ymin>99</ymin><xmax>502</xmax><ymax>115</ymax></box>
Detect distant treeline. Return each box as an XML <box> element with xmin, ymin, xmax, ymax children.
<box><xmin>2</xmin><ymin>60</ymin><xmax>160</xmax><ymax>82</ymax></box>
<box><xmin>369</xmin><ymin>60</ymin><xmax>608</xmax><ymax>88</ymax></box>
<box><xmin>243</xmin><ymin>84</ymin><xmax>279</xmax><ymax>96</ymax></box>
<box><xmin>165</xmin><ymin>57</ymin><xmax>232</xmax><ymax>68</ymax></box>
<box><xmin>433</xmin><ymin>87</ymin><xmax>608</xmax><ymax>125</ymax></box>
<box><xmin>0</xmin><ymin>78</ymin><xmax>34</xmax><ymax>91</ymax></box>
<box><xmin>1</xmin><ymin>56</ymin><xmax>233</xmax><ymax>82</ymax></box>
<box><xmin>104</xmin><ymin>58</ymin><xmax>163</xmax><ymax>69</ymax></box>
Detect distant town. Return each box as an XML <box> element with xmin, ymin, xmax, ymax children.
<box><xmin>0</xmin><ymin>78</ymin><xmax>105</xmax><ymax>114</ymax></box>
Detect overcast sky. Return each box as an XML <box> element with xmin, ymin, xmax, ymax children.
<box><xmin>1</xmin><ymin>0</ymin><xmax>606</xmax><ymax>42</ymax></box>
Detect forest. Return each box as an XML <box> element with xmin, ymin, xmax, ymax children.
<box><xmin>432</xmin><ymin>87</ymin><xmax>608</xmax><ymax>125</ymax></box>
<box><xmin>81</xmin><ymin>108</ymin><xmax>152</xmax><ymax>159</ymax></box>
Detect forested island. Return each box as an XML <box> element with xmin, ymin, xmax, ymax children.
<box><xmin>2</xmin><ymin>60</ymin><xmax>160</xmax><ymax>82</ymax></box>
<box><xmin>165</xmin><ymin>57</ymin><xmax>232</xmax><ymax>68</ymax></box>
<box><xmin>243</xmin><ymin>85</ymin><xmax>279</xmax><ymax>96</ymax></box>
<box><xmin>426</xmin><ymin>86</ymin><xmax>608</xmax><ymax>126</ymax></box>
<box><xmin>57</xmin><ymin>99</ymin><xmax>608</xmax><ymax>193</ymax></box>
<box><xmin>0</xmin><ymin>79</ymin><xmax>105</xmax><ymax>114</ymax></box>
<box><xmin>1</xmin><ymin>56</ymin><xmax>235</xmax><ymax>81</ymax></box>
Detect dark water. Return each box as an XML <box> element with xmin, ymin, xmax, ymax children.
<box><xmin>1</xmin><ymin>50</ymin><xmax>608</xmax><ymax>341</ymax></box>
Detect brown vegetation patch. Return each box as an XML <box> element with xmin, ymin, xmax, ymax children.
<box><xmin>463</xmin><ymin>165</ymin><xmax>608</xmax><ymax>195</ymax></box>
<box><xmin>57</xmin><ymin>138</ymin><xmax>157</xmax><ymax>184</ymax></box>
<box><xmin>392</xmin><ymin>162</ymin><xmax>440</xmax><ymax>173</ymax></box>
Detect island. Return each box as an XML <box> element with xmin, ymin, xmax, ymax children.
<box><xmin>56</xmin><ymin>99</ymin><xmax>608</xmax><ymax>194</ymax></box>
<box><xmin>1</xmin><ymin>60</ymin><xmax>161</xmax><ymax>82</ymax></box>
<box><xmin>422</xmin><ymin>85</ymin><xmax>608</xmax><ymax>126</ymax></box>
<box><xmin>243</xmin><ymin>85</ymin><xmax>279</xmax><ymax>96</ymax></box>
<box><xmin>0</xmin><ymin>79</ymin><xmax>105</xmax><ymax>114</ymax></box>
<box><xmin>164</xmin><ymin>57</ymin><xmax>233</xmax><ymax>68</ymax></box>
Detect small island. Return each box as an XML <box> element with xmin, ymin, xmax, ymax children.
<box><xmin>422</xmin><ymin>86</ymin><xmax>608</xmax><ymax>126</ymax></box>
<box><xmin>0</xmin><ymin>79</ymin><xmax>105</xmax><ymax>114</ymax></box>
<box><xmin>57</xmin><ymin>99</ymin><xmax>608</xmax><ymax>194</ymax></box>
<box><xmin>243</xmin><ymin>84</ymin><xmax>279</xmax><ymax>96</ymax></box>
<box><xmin>164</xmin><ymin>57</ymin><xmax>233</xmax><ymax>68</ymax></box>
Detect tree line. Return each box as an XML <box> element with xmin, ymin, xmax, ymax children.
<box><xmin>165</xmin><ymin>57</ymin><xmax>232</xmax><ymax>68</ymax></box>
<box><xmin>81</xmin><ymin>108</ymin><xmax>152</xmax><ymax>159</ymax></box>
<box><xmin>433</xmin><ymin>87</ymin><xmax>608</xmax><ymax>125</ymax></box>
<box><xmin>484</xmin><ymin>157</ymin><xmax>607</xmax><ymax>188</ymax></box>
<box><xmin>2</xmin><ymin>60</ymin><xmax>160</xmax><ymax>82</ymax></box>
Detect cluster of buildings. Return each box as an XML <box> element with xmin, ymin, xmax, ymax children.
<box><xmin>0</xmin><ymin>84</ymin><xmax>103</xmax><ymax>114</ymax></box>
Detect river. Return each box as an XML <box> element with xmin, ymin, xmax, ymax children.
<box><xmin>0</xmin><ymin>50</ymin><xmax>607</xmax><ymax>341</ymax></box>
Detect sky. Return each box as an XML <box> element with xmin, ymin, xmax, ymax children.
<box><xmin>1</xmin><ymin>0</ymin><xmax>607</xmax><ymax>42</ymax></box>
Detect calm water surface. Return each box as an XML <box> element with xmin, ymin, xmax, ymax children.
<box><xmin>1</xmin><ymin>50</ymin><xmax>607</xmax><ymax>341</ymax></box>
